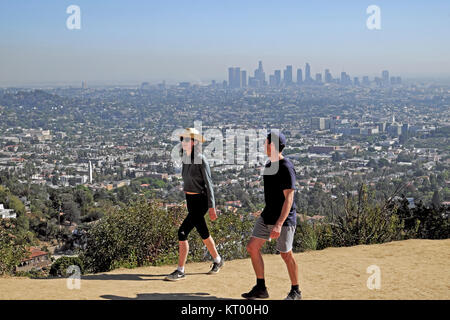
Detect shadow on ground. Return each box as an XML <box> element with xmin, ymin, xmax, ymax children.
<box><xmin>101</xmin><ymin>292</ymin><xmax>235</xmax><ymax>300</ymax></box>
<box><xmin>39</xmin><ymin>272</ymin><xmax>209</xmax><ymax>281</ymax></box>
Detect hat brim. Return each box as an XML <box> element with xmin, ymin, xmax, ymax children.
<box><xmin>179</xmin><ymin>133</ymin><xmax>206</xmax><ymax>143</ymax></box>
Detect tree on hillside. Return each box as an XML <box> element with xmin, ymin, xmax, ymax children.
<box><xmin>432</xmin><ymin>190</ymin><xmax>441</xmax><ymax>208</ymax></box>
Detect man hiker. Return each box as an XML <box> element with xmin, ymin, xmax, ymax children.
<box><xmin>242</xmin><ymin>131</ymin><xmax>301</xmax><ymax>300</ymax></box>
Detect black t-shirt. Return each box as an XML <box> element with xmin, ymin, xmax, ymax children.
<box><xmin>261</xmin><ymin>158</ymin><xmax>297</xmax><ymax>226</ymax></box>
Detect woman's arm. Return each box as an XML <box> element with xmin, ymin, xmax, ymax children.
<box><xmin>199</xmin><ymin>156</ymin><xmax>215</xmax><ymax>209</ymax></box>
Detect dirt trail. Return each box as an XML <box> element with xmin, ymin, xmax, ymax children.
<box><xmin>1</xmin><ymin>239</ymin><xmax>449</xmax><ymax>300</ymax></box>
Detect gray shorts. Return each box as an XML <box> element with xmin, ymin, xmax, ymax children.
<box><xmin>251</xmin><ymin>216</ymin><xmax>296</xmax><ymax>253</ymax></box>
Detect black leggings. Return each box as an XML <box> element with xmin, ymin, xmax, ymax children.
<box><xmin>178</xmin><ymin>193</ymin><xmax>210</xmax><ymax>241</ymax></box>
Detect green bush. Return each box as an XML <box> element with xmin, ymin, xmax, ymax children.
<box><xmin>15</xmin><ymin>268</ymin><xmax>49</xmax><ymax>279</ymax></box>
<box><xmin>80</xmin><ymin>198</ymin><xmax>255</xmax><ymax>273</ymax></box>
<box><xmin>80</xmin><ymin>199</ymin><xmax>172</xmax><ymax>273</ymax></box>
<box><xmin>208</xmin><ymin>210</ymin><xmax>254</xmax><ymax>260</ymax></box>
<box><xmin>292</xmin><ymin>220</ymin><xmax>335</xmax><ymax>252</ymax></box>
<box><xmin>294</xmin><ymin>221</ymin><xmax>319</xmax><ymax>251</ymax></box>
<box><xmin>0</xmin><ymin>221</ymin><xmax>27</xmax><ymax>276</ymax></box>
<box><xmin>50</xmin><ymin>256</ymin><xmax>84</xmax><ymax>277</ymax></box>
<box><xmin>398</xmin><ymin>199</ymin><xmax>450</xmax><ymax>239</ymax></box>
<box><xmin>328</xmin><ymin>184</ymin><xmax>404</xmax><ymax>247</ymax></box>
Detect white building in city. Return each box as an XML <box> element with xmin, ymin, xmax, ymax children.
<box><xmin>0</xmin><ymin>204</ymin><xmax>16</xmax><ymax>219</ymax></box>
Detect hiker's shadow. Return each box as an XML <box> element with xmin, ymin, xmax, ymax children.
<box><xmin>101</xmin><ymin>292</ymin><xmax>234</xmax><ymax>300</ymax></box>
<box><xmin>80</xmin><ymin>272</ymin><xmax>208</xmax><ymax>281</ymax></box>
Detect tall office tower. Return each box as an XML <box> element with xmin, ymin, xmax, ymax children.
<box><xmin>387</xmin><ymin>123</ymin><xmax>402</xmax><ymax>136</ymax></box>
<box><xmin>305</xmin><ymin>63</ymin><xmax>311</xmax><ymax>83</ymax></box>
<box><xmin>269</xmin><ymin>75</ymin><xmax>276</xmax><ymax>86</ymax></box>
<box><xmin>234</xmin><ymin>67</ymin><xmax>241</xmax><ymax>88</ymax></box>
<box><xmin>283</xmin><ymin>65</ymin><xmax>293</xmax><ymax>85</ymax></box>
<box><xmin>311</xmin><ymin>117</ymin><xmax>326</xmax><ymax>130</ymax></box>
<box><xmin>296</xmin><ymin>68</ymin><xmax>303</xmax><ymax>84</ymax></box>
<box><xmin>228</xmin><ymin>67</ymin><xmax>234</xmax><ymax>88</ymax></box>
<box><xmin>241</xmin><ymin>70</ymin><xmax>247</xmax><ymax>87</ymax></box>
<box><xmin>254</xmin><ymin>60</ymin><xmax>266</xmax><ymax>86</ymax></box>
<box><xmin>353</xmin><ymin>77</ymin><xmax>360</xmax><ymax>86</ymax></box>
<box><xmin>324</xmin><ymin>69</ymin><xmax>332</xmax><ymax>83</ymax></box>
<box><xmin>274</xmin><ymin>70</ymin><xmax>281</xmax><ymax>86</ymax></box>
<box><xmin>401</xmin><ymin>123</ymin><xmax>410</xmax><ymax>136</ymax></box>
<box><xmin>340</xmin><ymin>72</ymin><xmax>350</xmax><ymax>85</ymax></box>
<box><xmin>315</xmin><ymin>73</ymin><xmax>322</xmax><ymax>83</ymax></box>
<box><xmin>82</xmin><ymin>81</ymin><xmax>87</xmax><ymax>89</ymax></box>
<box><xmin>396</xmin><ymin>76</ymin><xmax>402</xmax><ymax>84</ymax></box>
<box><xmin>382</xmin><ymin>70</ymin><xmax>389</xmax><ymax>86</ymax></box>
<box><xmin>228</xmin><ymin>67</ymin><xmax>241</xmax><ymax>88</ymax></box>
<box><xmin>362</xmin><ymin>76</ymin><xmax>370</xmax><ymax>86</ymax></box>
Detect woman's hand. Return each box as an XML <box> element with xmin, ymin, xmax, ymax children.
<box><xmin>209</xmin><ymin>208</ymin><xmax>218</xmax><ymax>221</ymax></box>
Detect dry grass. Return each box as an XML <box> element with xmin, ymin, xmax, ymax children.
<box><xmin>1</xmin><ymin>239</ymin><xmax>449</xmax><ymax>300</ymax></box>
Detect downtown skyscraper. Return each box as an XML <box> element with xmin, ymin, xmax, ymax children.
<box><xmin>305</xmin><ymin>63</ymin><xmax>312</xmax><ymax>84</ymax></box>
<box><xmin>296</xmin><ymin>68</ymin><xmax>303</xmax><ymax>84</ymax></box>
<box><xmin>248</xmin><ymin>61</ymin><xmax>266</xmax><ymax>87</ymax></box>
<box><xmin>228</xmin><ymin>67</ymin><xmax>241</xmax><ymax>88</ymax></box>
<box><xmin>284</xmin><ymin>65</ymin><xmax>293</xmax><ymax>85</ymax></box>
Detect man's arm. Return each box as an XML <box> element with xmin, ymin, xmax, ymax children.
<box><xmin>270</xmin><ymin>189</ymin><xmax>295</xmax><ymax>239</ymax></box>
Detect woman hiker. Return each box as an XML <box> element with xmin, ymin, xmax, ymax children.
<box><xmin>165</xmin><ymin>128</ymin><xmax>224</xmax><ymax>281</ymax></box>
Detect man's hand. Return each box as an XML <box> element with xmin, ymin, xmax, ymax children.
<box><xmin>209</xmin><ymin>208</ymin><xmax>218</xmax><ymax>221</ymax></box>
<box><xmin>270</xmin><ymin>223</ymin><xmax>282</xmax><ymax>239</ymax></box>
<box><xmin>270</xmin><ymin>189</ymin><xmax>294</xmax><ymax>239</ymax></box>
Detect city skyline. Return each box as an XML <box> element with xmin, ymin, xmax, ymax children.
<box><xmin>0</xmin><ymin>58</ymin><xmax>431</xmax><ymax>88</ymax></box>
<box><xmin>227</xmin><ymin>60</ymin><xmax>402</xmax><ymax>89</ymax></box>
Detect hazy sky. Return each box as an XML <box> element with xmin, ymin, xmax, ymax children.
<box><xmin>1</xmin><ymin>0</ymin><xmax>450</xmax><ymax>86</ymax></box>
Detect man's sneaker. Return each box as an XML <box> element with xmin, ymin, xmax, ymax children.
<box><xmin>164</xmin><ymin>269</ymin><xmax>186</xmax><ymax>281</ymax></box>
<box><xmin>241</xmin><ymin>285</ymin><xmax>269</xmax><ymax>299</ymax></box>
<box><xmin>284</xmin><ymin>290</ymin><xmax>302</xmax><ymax>300</ymax></box>
<box><xmin>207</xmin><ymin>259</ymin><xmax>224</xmax><ymax>274</ymax></box>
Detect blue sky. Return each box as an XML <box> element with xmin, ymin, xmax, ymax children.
<box><xmin>1</xmin><ymin>0</ymin><xmax>449</xmax><ymax>86</ymax></box>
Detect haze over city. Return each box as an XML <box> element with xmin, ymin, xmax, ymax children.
<box><xmin>1</xmin><ymin>0</ymin><xmax>450</xmax><ymax>86</ymax></box>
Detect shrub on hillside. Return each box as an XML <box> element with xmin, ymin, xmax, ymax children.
<box><xmin>396</xmin><ymin>197</ymin><xmax>450</xmax><ymax>239</ymax></box>
<box><xmin>80</xmin><ymin>198</ymin><xmax>255</xmax><ymax>273</ymax></box>
<box><xmin>208</xmin><ymin>210</ymin><xmax>254</xmax><ymax>260</ymax></box>
<box><xmin>0</xmin><ymin>221</ymin><xmax>27</xmax><ymax>276</ymax></box>
<box><xmin>81</xmin><ymin>199</ymin><xmax>180</xmax><ymax>273</ymax></box>
<box><xmin>50</xmin><ymin>256</ymin><xmax>84</xmax><ymax>277</ymax></box>
<box><xmin>293</xmin><ymin>220</ymin><xmax>334</xmax><ymax>251</ymax></box>
<box><xmin>328</xmin><ymin>184</ymin><xmax>404</xmax><ymax>247</ymax></box>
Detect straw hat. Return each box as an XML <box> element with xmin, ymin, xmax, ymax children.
<box><xmin>179</xmin><ymin>127</ymin><xmax>206</xmax><ymax>143</ymax></box>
